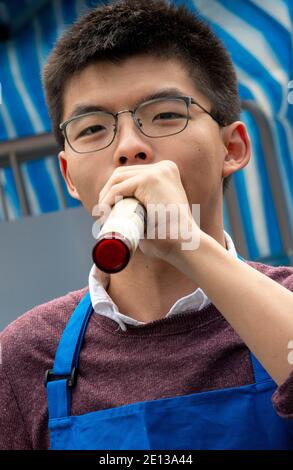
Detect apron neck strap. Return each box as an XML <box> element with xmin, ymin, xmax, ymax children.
<box><xmin>45</xmin><ymin>291</ymin><xmax>93</xmax><ymax>419</ymax></box>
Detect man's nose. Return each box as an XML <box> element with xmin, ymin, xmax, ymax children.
<box><xmin>112</xmin><ymin>111</ymin><xmax>154</xmax><ymax>166</ymax></box>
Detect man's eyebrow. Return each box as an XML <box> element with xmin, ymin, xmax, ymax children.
<box><xmin>65</xmin><ymin>87</ymin><xmax>187</xmax><ymax>121</ymax></box>
<box><xmin>66</xmin><ymin>104</ymin><xmax>110</xmax><ymax>120</ymax></box>
<box><xmin>134</xmin><ymin>87</ymin><xmax>187</xmax><ymax>105</ymax></box>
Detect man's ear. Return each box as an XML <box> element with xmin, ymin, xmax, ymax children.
<box><xmin>221</xmin><ymin>121</ymin><xmax>251</xmax><ymax>179</ymax></box>
<box><xmin>58</xmin><ymin>151</ymin><xmax>81</xmax><ymax>200</ymax></box>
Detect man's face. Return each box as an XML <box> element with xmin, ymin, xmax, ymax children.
<box><xmin>59</xmin><ymin>55</ymin><xmax>233</xmax><ymax>215</ymax></box>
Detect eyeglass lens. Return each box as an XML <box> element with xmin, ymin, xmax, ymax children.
<box><xmin>65</xmin><ymin>98</ymin><xmax>189</xmax><ymax>153</ymax></box>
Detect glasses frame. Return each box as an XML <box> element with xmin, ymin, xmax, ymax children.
<box><xmin>59</xmin><ymin>95</ymin><xmax>224</xmax><ymax>154</ymax></box>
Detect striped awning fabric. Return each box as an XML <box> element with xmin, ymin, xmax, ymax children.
<box><xmin>0</xmin><ymin>0</ymin><xmax>292</xmax><ymax>264</ymax></box>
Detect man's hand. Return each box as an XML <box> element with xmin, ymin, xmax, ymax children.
<box><xmin>97</xmin><ymin>160</ymin><xmax>201</xmax><ymax>263</ymax></box>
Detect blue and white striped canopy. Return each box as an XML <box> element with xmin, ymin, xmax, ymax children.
<box><xmin>0</xmin><ymin>0</ymin><xmax>292</xmax><ymax>264</ymax></box>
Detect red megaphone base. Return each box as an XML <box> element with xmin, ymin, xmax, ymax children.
<box><xmin>92</xmin><ymin>232</ymin><xmax>131</xmax><ymax>274</ymax></box>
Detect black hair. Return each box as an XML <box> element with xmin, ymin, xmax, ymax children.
<box><xmin>43</xmin><ymin>0</ymin><xmax>241</xmax><ymax>192</ymax></box>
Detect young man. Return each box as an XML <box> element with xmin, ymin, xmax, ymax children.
<box><xmin>0</xmin><ymin>0</ymin><xmax>293</xmax><ymax>450</ymax></box>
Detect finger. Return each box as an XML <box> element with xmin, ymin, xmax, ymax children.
<box><xmin>99</xmin><ymin>169</ymin><xmax>140</xmax><ymax>202</ymax></box>
<box><xmin>100</xmin><ymin>175</ymin><xmax>142</xmax><ymax>208</ymax></box>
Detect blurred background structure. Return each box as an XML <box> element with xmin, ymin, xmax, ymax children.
<box><xmin>0</xmin><ymin>0</ymin><xmax>292</xmax><ymax>329</ymax></box>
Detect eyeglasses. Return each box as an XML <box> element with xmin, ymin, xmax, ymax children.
<box><xmin>59</xmin><ymin>95</ymin><xmax>224</xmax><ymax>154</ymax></box>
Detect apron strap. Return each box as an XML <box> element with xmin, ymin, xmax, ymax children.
<box><xmin>45</xmin><ymin>291</ymin><xmax>93</xmax><ymax>419</ymax></box>
<box><xmin>249</xmin><ymin>352</ymin><xmax>273</xmax><ymax>383</ymax></box>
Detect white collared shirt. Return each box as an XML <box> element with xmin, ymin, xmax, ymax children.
<box><xmin>88</xmin><ymin>230</ymin><xmax>238</xmax><ymax>331</ymax></box>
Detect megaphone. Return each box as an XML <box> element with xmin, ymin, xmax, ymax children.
<box><xmin>92</xmin><ymin>197</ymin><xmax>146</xmax><ymax>274</ymax></box>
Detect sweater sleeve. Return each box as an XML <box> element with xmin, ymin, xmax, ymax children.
<box><xmin>272</xmin><ymin>371</ymin><xmax>293</xmax><ymax>419</ymax></box>
<box><xmin>0</xmin><ymin>365</ymin><xmax>32</xmax><ymax>449</ymax></box>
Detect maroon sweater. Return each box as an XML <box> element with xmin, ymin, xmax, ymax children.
<box><xmin>0</xmin><ymin>260</ymin><xmax>293</xmax><ymax>450</ymax></box>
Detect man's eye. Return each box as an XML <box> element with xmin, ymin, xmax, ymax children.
<box><xmin>79</xmin><ymin>125</ymin><xmax>105</xmax><ymax>137</ymax></box>
<box><xmin>153</xmin><ymin>112</ymin><xmax>184</xmax><ymax>120</ymax></box>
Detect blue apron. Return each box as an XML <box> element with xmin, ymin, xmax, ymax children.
<box><xmin>45</xmin><ymin>271</ymin><xmax>293</xmax><ymax>450</ymax></box>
